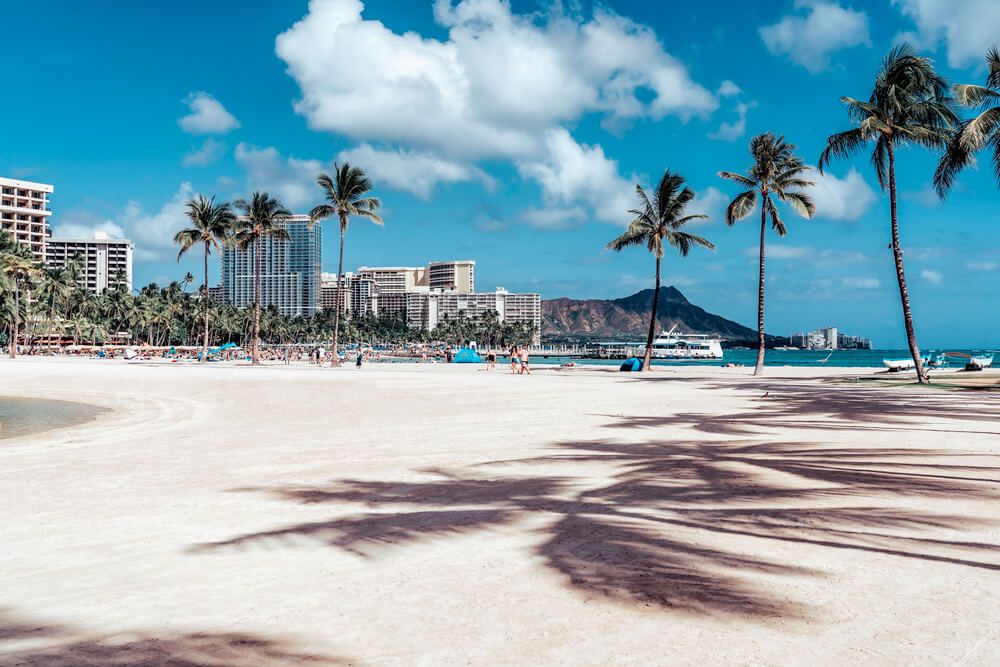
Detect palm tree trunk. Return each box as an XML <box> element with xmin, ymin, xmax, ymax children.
<box><xmin>10</xmin><ymin>278</ymin><xmax>19</xmax><ymax>358</ymax></box>
<box><xmin>754</xmin><ymin>200</ymin><xmax>767</xmax><ymax>376</ymax></box>
<box><xmin>201</xmin><ymin>244</ymin><xmax>210</xmax><ymax>364</ymax></box>
<box><xmin>331</xmin><ymin>218</ymin><xmax>346</xmax><ymax>367</ymax></box>
<box><xmin>643</xmin><ymin>256</ymin><xmax>661</xmax><ymax>372</ymax></box>
<box><xmin>887</xmin><ymin>141</ymin><xmax>926</xmax><ymax>383</ymax></box>
<box><xmin>252</xmin><ymin>235</ymin><xmax>261</xmax><ymax>366</ymax></box>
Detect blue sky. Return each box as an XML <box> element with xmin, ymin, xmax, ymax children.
<box><xmin>2</xmin><ymin>0</ymin><xmax>997</xmax><ymax>347</ymax></box>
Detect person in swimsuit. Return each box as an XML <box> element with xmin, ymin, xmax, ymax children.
<box><xmin>519</xmin><ymin>347</ymin><xmax>530</xmax><ymax>375</ymax></box>
<box><xmin>510</xmin><ymin>347</ymin><xmax>519</xmax><ymax>373</ymax></box>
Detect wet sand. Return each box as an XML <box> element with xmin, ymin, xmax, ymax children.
<box><xmin>1</xmin><ymin>357</ymin><xmax>997</xmax><ymax>665</ymax></box>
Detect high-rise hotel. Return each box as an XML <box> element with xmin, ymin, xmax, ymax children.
<box><xmin>221</xmin><ymin>214</ymin><xmax>321</xmax><ymax>317</ymax></box>
<box><xmin>46</xmin><ymin>231</ymin><xmax>134</xmax><ymax>293</ymax></box>
<box><xmin>1</xmin><ymin>176</ymin><xmax>52</xmax><ymax>261</ymax></box>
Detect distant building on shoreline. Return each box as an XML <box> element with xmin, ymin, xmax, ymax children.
<box><xmin>1</xmin><ymin>176</ymin><xmax>53</xmax><ymax>262</ymax></box>
<box><xmin>790</xmin><ymin>326</ymin><xmax>871</xmax><ymax>350</ymax></box>
<box><xmin>46</xmin><ymin>231</ymin><xmax>134</xmax><ymax>294</ymax></box>
<box><xmin>221</xmin><ymin>214</ymin><xmax>321</xmax><ymax>317</ymax></box>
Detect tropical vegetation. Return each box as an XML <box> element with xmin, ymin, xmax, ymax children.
<box><xmin>819</xmin><ymin>43</ymin><xmax>957</xmax><ymax>384</ymax></box>
<box><xmin>607</xmin><ymin>170</ymin><xmax>714</xmax><ymax>372</ymax></box>
<box><xmin>720</xmin><ymin>132</ymin><xmax>815</xmax><ymax>376</ymax></box>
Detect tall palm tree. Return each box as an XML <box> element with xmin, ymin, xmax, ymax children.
<box><xmin>607</xmin><ymin>170</ymin><xmax>715</xmax><ymax>372</ymax></box>
<box><xmin>174</xmin><ymin>195</ymin><xmax>235</xmax><ymax>364</ymax></box>
<box><xmin>231</xmin><ymin>192</ymin><xmax>291</xmax><ymax>365</ymax></box>
<box><xmin>719</xmin><ymin>133</ymin><xmax>815</xmax><ymax>376</ymax></box>
<box><xmin>934</xmin><ymin>46</ymin><xmax>1000</xmax><ymax>196</ymax></box>
<box><xmin>36</xmin><ymin>266</ymin><xmax>73</xmax><ymax>352</ymax></box>
<box><xmin>0</xmin><ymin>232</ymin><xmax>38</xmax><ymax>358</ymax></box>
<box><xmin>310</xmin><ymin>164</ymin><xmax>382</xmax><ymax>366</ymax></box>
<box><xmin>819</xmin><ymin>44</ymin><xmax>956</xmax><ymax>383</ymax></box>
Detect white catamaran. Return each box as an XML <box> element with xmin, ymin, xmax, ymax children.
<box><xmin>650</xmin><ymin>326</ymin><xmax>724</xmax><ymax>359</ymax></box>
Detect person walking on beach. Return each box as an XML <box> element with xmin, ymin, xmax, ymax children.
<box><xmin>356</xmin><ymin>350</ymin><xmax>363</xmax><ymax>369</ymax></box>
<box><xmin>519</xmin><ymin>346</ymin><xmax>531</xmax><ymax>375</ymax></box>
<box><xmin>510</xmin><ymin>346</ymin><xmax>519</xmax><ymax>373</ymax></box>
<box><xmin>316</xmin><ymin>346</ymin><xmax>325</xmax><ymax>367</ymax></box>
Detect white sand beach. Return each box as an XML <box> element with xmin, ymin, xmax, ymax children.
<box><xmin>1</xmin><ymin>358</ymin><xmax>998</xmax><ymax>665</ymax></box>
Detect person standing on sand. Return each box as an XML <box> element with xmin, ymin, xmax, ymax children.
<box><xmin>356</xmin><ymin>350</ymin><xmax>363</xmax><ymax>369</ymax></box>
<box><xmin>510</xmin><ymin>346</ymin><xmax>519</xmax><ymax>373</ymax></box>
<box><xmin>520</xmin><ymin>347</ymin><xmax>530</xmax><ymax>374</ymax></box>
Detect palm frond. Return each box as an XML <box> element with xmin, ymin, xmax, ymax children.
<box><xmin>725</xmin><ymin>190</ymin><xmax>757</xmax><ymax>225</ymax></box>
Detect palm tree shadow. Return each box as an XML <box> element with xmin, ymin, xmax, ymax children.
<box><xmin>0</xmin><ymin>608</ymin><xmax>348</xmax><ymax>666</ymax></box>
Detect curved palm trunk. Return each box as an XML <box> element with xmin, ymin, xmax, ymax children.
<box><xmin>201</xmin><ymin>244</ymin><xmax>210</xmax><ymax>364</ymax></box>
<box><xmin>754</xmin><ymin>201</ymin><xmax>767</xmax><ymax>376</ymax></box>
<box><xmin>330</xmin><ymin>217</ymin><xmax>346</xmax><ymax>367</ymax></box>
<box><xmin>643</xmin><ymin>256</ymin><xmax>661</xmax><ymax>372</ymax></box>
<box><xmin>887</xmin><ymin>141</ymin><xmax>927</xmax><ymax>383</ymax></box>
<box><xmin>252</xmin><ymin>234</ymin><xmax>261</xmax><ymax>366</ymax></box>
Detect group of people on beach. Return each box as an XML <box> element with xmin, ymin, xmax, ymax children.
<box><xmin>509</xmin><ymin>346</ymin><xmax>530</xmax><ymax>374</ymax></box>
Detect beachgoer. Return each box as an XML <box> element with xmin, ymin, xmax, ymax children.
<box><xmin>317</xmin><ymin>347</ymin><xmax>325</xmax><ymax>366</ymax></box>
<box><xmin>520</xmin><ymin>347</ymin><xmax>530</xmax><ymax>374</ymax></box>
<box><xmin>510</xmin><ymin>347</ymin><xmax>519</xmax><ymax>373</ymax></box>
<box><xmin>356</xmin><ymin>351</ymin><xmax>363</xmax><ymax>368</ymax></box>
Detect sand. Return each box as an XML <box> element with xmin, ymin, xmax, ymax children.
<box><xmin>0</xmin><ymin>358</ymin><xmax>997</xmax><ymax>666</ymax></box>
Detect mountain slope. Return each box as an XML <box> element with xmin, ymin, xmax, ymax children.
<box><xmin>542</xmin><ymin>287</ymin><xmax>759</xmax><ymax>340</ymax></box>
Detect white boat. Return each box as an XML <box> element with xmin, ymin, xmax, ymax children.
<box><xmin>966</xmin><ymin>353</ymin><xmax>994</xmax><ymax>371</ymax></box>
<box><xmin>882</xmin><ymin>355</ymin><xmax>929</xmax><ymax>371</ymax></box>
<box><xmin>650</xmin><ymin>326</ymin><xmax>723</xmax><ymax>359</ymax></box>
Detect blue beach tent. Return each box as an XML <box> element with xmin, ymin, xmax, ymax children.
<box><xmin>620</xmin><ymin>357</ymin><xmax>643</xmax><ymax>372</ymax></box>
<box><xmin>453</xmin><ymin>347</ymin><xmax>482</xmax><ymax>363</ymax></box>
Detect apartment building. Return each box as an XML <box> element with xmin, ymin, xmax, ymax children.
<box><xmin>427</xmin><ymin>260</ymin><xmax>474</xmax><ymax>293</ymax></box>
<box><xmin>406</xmin><ymin>288</ymin><xmax>541</xmax><ymax>343</ymax></box>
<box><xmin>0</xmin><ymin>176</ymin><xmax>52</xmax><ymax>261</ymax></box>
<box><xmin>221</xmin><ymin>215</ymin><xmax>321</xmax><ymax>317</ymax></box>
<box><xmin>45</xmin><ymin>231</ymin><xmax>134</xmax><ymax>294</ymax></box>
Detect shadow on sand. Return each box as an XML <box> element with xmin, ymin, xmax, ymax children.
<box><xmin>0</xmin><ymin>609</ymin><xmax>348</xmax><ymax>666</ymax></box>
<box><xmin>193</xmin><ymin>379</ymin><xmax>1000</xmax><ymax>620</ymax></box>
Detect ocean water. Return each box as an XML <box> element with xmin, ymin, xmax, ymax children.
<box><xmin>0</xmin><ymin>397</ymin><xmax>105</xmax><ymax>440</ymax></box>
<box><xmin>528</xmin><ymin>349</ymin><xmax>996</xmax><ymax>368</ymax></box>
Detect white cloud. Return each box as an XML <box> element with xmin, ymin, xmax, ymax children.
<box><xmin>892</xmin><ymin>0</ymin><xmax>1000</xmax><ymax>68</ymax></box>
<box><xmin>809</xmin><ymin>166</ymin><xmax>877</xmax><ymax>221</ymax></box>
<box><xmin>717</xmin><ymin>80</ymin><xmax>742</xmax><ymax>97</ymax></box>
<box><xmin>516</xmin><ymin>128</ymin><xmax>635</xmax><ymax>226</ymax></box>
<box><xmin>709</xmin><ymin>101</ymin><xmax>756</xmax><ymax>142</ymax></box>
<box><xmin>120</xmin><ymin>183</ymin><xmax>195</xmax><ymax>260</ymax></box>
<box><xmin>841</xmin><ymin>276</ymin><xmax>880</xmax><ymax>289</ymax></box>
<box><xmin>686</xmin><ymin>186</ymin><xmax>728</xmax><ymax>224</ymax></box>
<box><xmin>743</xmin><ymin>245</ymin><xmax>869</xmax><ymax>264</ymax></box>
<box><xmin>234</xmin><ymin>143</ymin><xmax>323</xmax><ymax>211</ymax></box>
<box><xmin>920</xmin><ymin>269</ymin><xmax>943</xmax><ymax>284</ymax></box>
<box><xmin>520</xmin><ymin>207</ymin><xmax>586</xmax><ymax>230</ymax></box>
<box><xmin>277</xmin><ymin>0</ymin><xmax>717</xmax><ymax>162</ymax></box>
<box><xmin>178</xmin><ymin>92</ymin><xmax>240</xmax><ymax>135</ymax></box>
<box><xmin>337</xmin><ymin>144</ymin><xmax>495</xmax><ymax>199</ymax></box>
<box><xmin>51</xmin><ymin>219</ymin><xmax>126</xmax><ymax>240</ymax></box>
<box><xmin>761</xmin><ymin>245</ymin><xmax>813</xmax><ymax>260</ymax></box>
<box><xmin>760</xmin><ymin>1</ymin><xmax>871</xmax><ymax>73</ymax></box>
<box><xmin>182</xmin><ymin>138</ymin><xmax>226</xmax><ymax>167</ymax></box>
<box><xmin>966</xmin><ymin>260</ymin><xmax>998</xmax><ymax>271</ymax></box>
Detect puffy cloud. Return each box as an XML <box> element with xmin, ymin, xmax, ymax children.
<box><xmin>234</xmin><ymin>143</ymin><xmax>323</xmax><ymax>211</ymax></box>
<box><xmin>708</xmin><ymin>101</ymin><xmax>756</xmax><ymax>142</ymax></box>
<box><xmin>182</xmin><ymin>138</ymin><xmax>226</xmax><ymax>167</ymax></box>
<box><xmin>760</xmin><ymin>1</ymin><xmax>870</xmax><ymax>73</ymax></box>
<box><xmin>920</xmin><ymin>269</ymin><xmax>943</xmax><ymax>284</ymax></box>
<box><xmin>51</xmin><ymin>218</ymin><xmax>127</xmax><ymax>240</ymax></box>
<box><xmin>516</xmin><ymin>129</ymin><xmax>635</xmax><ymax>226</ymax></box>
<box><xmin>275</xmin><ymin>0</ymin><xmax>717</xmax><ymax>163</ymax></box>
<box><xmin>178</xmin><ymin>92</ymin><xmax>240</xmax><ymax>135</ymax></box>
<box><xmin>520</xmin><ymin>207</ymin><xmax>586</xmax><ymax>230</ymax></box>
<box><xmin>892</xmin><ymin>0</ymin><xmax>1000</xmax><ymax>68</ymax></box>
<box><xmin>337</xmin><ymin>144</ymin><xmax>495</xmax><ymax>199</ymax></box>
<box><xmin>717</xmin><ymin>80</ymin><xmax>742</xmax><ymax>97</ymax></box>
<box><xmin>686</xmin><ymin>186</ymin><xmax>728</xmax><ymax>224</ymax></box>
<box><xmin>120</xmin><ymin>183</ymin><xmax>195</xmax><ymax>260</ymax></box>
<box><xmin>808</xmin><ymin>166</ymin><xmax>877</xmax><ymax>221</ymax></box>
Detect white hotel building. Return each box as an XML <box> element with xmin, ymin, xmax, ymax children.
<box><xmin>46</xmin><ymin>231</ymin><xmax>134</xmax><ymax>293</ymax></box>
<box><xmin>0</xmin><ymin>176</ymin><xmax>52</xmax><ymax>261</ymax></box>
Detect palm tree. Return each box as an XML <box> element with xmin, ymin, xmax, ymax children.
<box><xmin>719</xmin><ymin>133</ymin><xmax>815</xmax><ymax>376</ymax></box>
<box><xmin>607</xmin><ymin>170</ymin><xmax>715</xmax><ymax>372</ymax></box>
<box><xmin>36</xmin><ymin>266</ymin><xmax>73</xmax><ymax>352</ymax></box>
<box><xmin>310</xmin><ymin>164</ymin><xmax>382</xmax><ymax>366</ymax></box>
<box><xmin>934</xmin><ymin>46</ymin><xmax>1000</xmax><ymax>196</ymax></box>
<box><xmin>231</xmin><ymin>192</ymin><xmax>291</xmax><ymax>365</ymax></box>
<box><xmin>819</xmin><ymin>44</ymin><xmax>956</xmax><ymax>383</ymax></box>
<box><xmin>174</xmin><ymin>195</ymin><xmax>235</xmax><ymax>364</ymax></box>
<box><xmin>1</xmin><ymin>241</ymin><xmax>38</xmax><ymax>358</ymax></box>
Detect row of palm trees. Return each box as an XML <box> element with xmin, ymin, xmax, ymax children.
<box><xmin>610</xmin><ymin>44</ymin><xmax>999</xmax><ymax>380</ymax></box>
<box><xmin>173</xmin><ymin>163</ymin><xmax>381</xmax><ymax>365</ymax></box>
